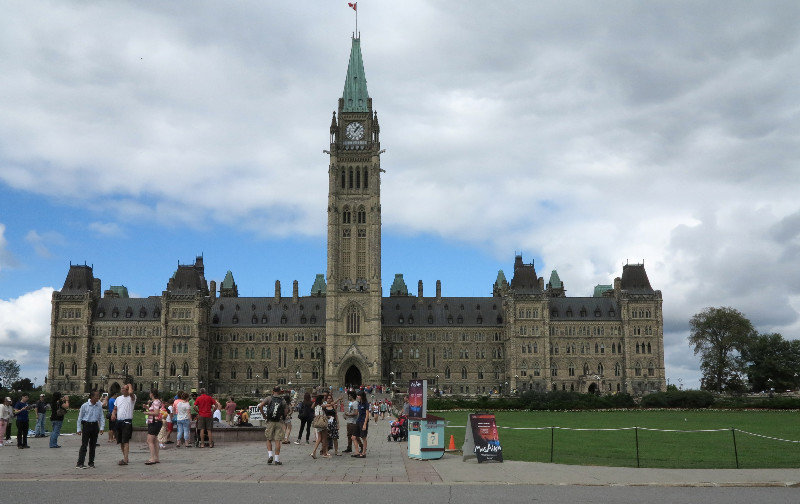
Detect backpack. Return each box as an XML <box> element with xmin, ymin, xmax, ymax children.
<box><xmin>264</xmin><ymin>396</ymin><xmax>284</xmax><ymax>422</ymax></box>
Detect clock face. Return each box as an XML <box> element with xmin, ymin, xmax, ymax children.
<box><xmin>346</xmin><ymin>122</ymin><xmax>365</xmax><ymax>140</ymax></box>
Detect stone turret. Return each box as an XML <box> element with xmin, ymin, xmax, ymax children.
<box><xmin>418</xmin><ymin>280</ymin><xmax>423</xmax><ymax>299</ymax></box>
<box><xmin>292</xmin><ymin>280</ymin><xmax>299</xmax><ymax>303</ymax></box>
<box><xmin>210</xmin><ymin>280</ymin><xmax>217</xmax><ymax>299</ymax></box>
<box><xmin>274</xmin><ymin>280</ymin><xmax>281</xmax><ymax>302</ymax></box>
<box><xmin>436</xmin><ymin>280</ymin><xmax>442</xmax><ymax>301</ymax></box>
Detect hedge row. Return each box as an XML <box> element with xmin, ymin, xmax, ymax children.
<box><xmin>429</xmin><ymin>390</ymin><xmax>800</xmax><ymax>411</ymax></box>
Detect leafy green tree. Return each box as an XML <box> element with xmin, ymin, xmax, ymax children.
<box><xmin>739</xmin><ymin>333</ymin><xmax>800</xmax><ymax>392</ymax></box>
<box><xmin>688</xmin><ymin>307</ymin><xmax>754</xmax><ymax>392</ymax></box>
<box><xmin>0</xmin><ymin>359</ymin><xmax>21</xmax><ymax>389</ymax></box>
<box><xmin>10</xmin><ymin>378</ymin><xmax>37</xmax><ymax>392</ymax></box>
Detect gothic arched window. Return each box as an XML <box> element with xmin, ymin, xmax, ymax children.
<box><xmin>170</xmin><ymin>362</ymin><xmax>177</xmax><ymax>377</ymax></box>
<box><xmin>342</xmin><ymin>207</ymin><xmax>351</xmax><ymax>224</ymax></box>
<box><xmin>357</xmin><ymin>206</ymin><xmax>366</xmax><ymax>224</ymax></box>
<box><xmin>461</xmin><ymin>367</ymin><xmax>467</xmax><ymax>380</ymax></box>
<box><xmin>346</xmin><ymin>305</ymin><xmax>361</xmax><ymax>334</ymax></box>
<box><xmin>91</xmin><ymin>362</ymin><xmax>98</xmax><ymax>376</ymax></box>
<box><xmin>183</xmin><ymin>362</ymin><xmax>189</xmax><ymax>376</ymax></box>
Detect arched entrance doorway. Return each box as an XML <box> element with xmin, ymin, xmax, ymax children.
<box><xmin>110</xmin><ymin>382</ymin><xmax>121</xmax><ymax>395</ymax></box>
<box><xmin>588</xmin><ymin>382</ymin><xmax>598</xmax><ymax>394</ymax></box>
<box><xmin>345</xmin><ymin>365</ymin><xmax>362</xmax><ymax>387</ymax></box>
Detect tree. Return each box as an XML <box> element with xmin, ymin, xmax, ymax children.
<box><xmin>10</xmin><ymin>378</ymin><xmax>37</xmax><ymax>392</ymax></box>
<box><xmin>739</xmin><ymin>333</ymin><xmax>800</xmax><ymax>392</ymax></box>
<box><xmin>688</xmin><ymin>307</ymin><xmax>754</xmax><ymax>393</ymax></box>
<box><xmin>0</xmin><ymin>359</ymin><xmax>21</xmax><ymax>389</ymax></box>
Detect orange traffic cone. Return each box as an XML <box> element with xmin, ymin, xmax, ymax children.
<box><xmin>448</xmin><ymin>434</ymin><xmax>456</xmax><ymax>451</ymax></box>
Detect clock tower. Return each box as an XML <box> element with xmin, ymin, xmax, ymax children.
<box><xmin>325</xmin><ymin>36</ymin><xmax>383</xmax><ymax>386</ymax></box>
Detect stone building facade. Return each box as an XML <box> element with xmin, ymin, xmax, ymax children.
<box><xmin>47</xmin><ymin>37</ymin><xmax>666</xmax><ymax>397</ymax></box>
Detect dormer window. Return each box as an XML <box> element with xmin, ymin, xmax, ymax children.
<box><xmin>232</xmin><ymin>315</ymin><xmax>239</xmax><ymax>324</ymax></box>
<box><xmin>212</xmin><ymin>314</ymin><xmax>219</xmax><ymax>324</ymax></box>
<box><xmin>139</xmin><ymin>308</ymin><xmax>147</xmax><ymax>318</ymax></box>
<box><xmin>125</xmin><ymin>307</ymin><xmax>133</xmax><ymax>318</ymax></box>
<box><xmin>98</xmin><ymin>309</ymin><xmax>105</xmax><ymax>318</ymax></box>
<box><xmin>112</xmin><ymin>308</ymin><xmax>119</xmax><ymax>318</ymax></box>
<box><xmin>407</xmin><ymin>315</ymin><xmax>414</xmax><ymax>325</ymax></box>
<box><xmin>262</xmin><ymin>315</ymin><xmax>268</xmax><ymax>324</ymax></box>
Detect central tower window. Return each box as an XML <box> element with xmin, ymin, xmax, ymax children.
<box><xmin>346</xmin><ymin>305</ymin><xmax>361</xmax><ymax>334</ymax></box>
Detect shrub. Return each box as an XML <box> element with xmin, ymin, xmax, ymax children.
<box><xmin>639</xmin><ymin>390</ymin><xmax>715</xmax><ymax>408</ymax></box>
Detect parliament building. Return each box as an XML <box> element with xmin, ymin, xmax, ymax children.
<box><xmin>47</xmin><ymin>37</ymin><xmax>666</xmax><ymax>397</ymax></box>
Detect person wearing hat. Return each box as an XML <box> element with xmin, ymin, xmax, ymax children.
<box><xmin>0</xmin><ymin>397</ymin><xmax>14</xmax><ymax>446</ymax></box>
<box><xmin>34</xmin><ymin>393</ymin><xmax>49</xmax><ymax>437</ymax></box>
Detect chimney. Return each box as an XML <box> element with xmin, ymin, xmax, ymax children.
<box><xmin>292</xmin><ymin>280</ymin><xmax>299</xmax><ymax>303</ymax></box>
<box><xmin>418</xmin><ymin>280</ymin><xmax>423</xmax><ymax>299</ymax></box>
<box><xmin>538</xmin><ymin>277</ymin><xmax>544</xmax><ymax>290</ymax></box>
<box><xmin>92</xmin><ymin>278</ymin><xmax>101</xmax><ymax>299</ymax></box>
<box><xmin>436</xmin><ymin>280</ymin><xmax>442</xmax><ymax>301</ymax></box>
<box><xmin>274</xmin><ymin>280</ymin><xmax>281</xmax><ymax>302</ymax></box>
<box><xmin>614</xmin><ymin>277</ymin><xmax>622</xmax><ymax>292</ymax></box>
<box><xmin>210</xmin><ymin>280</ymin><xmax>217</xmax><ymax>299</ymax></box>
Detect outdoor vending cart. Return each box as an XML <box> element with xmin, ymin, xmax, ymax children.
<box><xmin>407</xmin><ymin>415</ymin><xmax>445</xmax><ymax>460</ymax></box>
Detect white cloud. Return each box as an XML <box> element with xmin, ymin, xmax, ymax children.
<box><xmin>0</xmin><ymin>223</ymin><xmax>18</xmax><ymax>272</ymax></box>
<box><xmin>0</xmin><ymin>287</ymin><xmax>54</xmax><ymax>385</ymax></box>
<box><xmin>88</xmin><ymin>221</ymin><xmax>124</xmax><ymax>237</ymax></box>
<box><xmin>24</xmin><ymin>230</ymin><xmax>64</xmax><ymax>258</ymax></box>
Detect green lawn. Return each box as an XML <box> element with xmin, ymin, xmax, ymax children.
<box><xmin>437</xmin><ymin>410</ymin><xmax>800</xmax><ymax>468</ymax></box>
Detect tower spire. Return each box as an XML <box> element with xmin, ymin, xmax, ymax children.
<box><xmin>342</xmin><ymin>36</ymin><xmax>369</xmax><ymax>112</ymax></box>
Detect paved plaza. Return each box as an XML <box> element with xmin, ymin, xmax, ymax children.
<box><xmin>1</xmin><ymin>417</ymin><xmax>798</xmax><ymax>487</ymax></box>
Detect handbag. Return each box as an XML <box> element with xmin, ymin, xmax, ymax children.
<box><xmin>312</xmin><ymin>414</ymin><xmax>327</xmax><ymax>429</ymax></box>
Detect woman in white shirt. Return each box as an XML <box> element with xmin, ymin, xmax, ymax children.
<box><xmin>0</xmin><ymin>397</ymin><xmax>14</xmax><ymax>446</ymax></box>
<box><xmin>174</xmin><ymin>392</ymin><xmax>191</xmax><ymax>448</ymax></box>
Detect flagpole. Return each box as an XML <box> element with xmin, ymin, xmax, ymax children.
<box><xmin>356</xmin><ymin>7</ymin><xmax>358</xmax><ymax>37</ymax></box>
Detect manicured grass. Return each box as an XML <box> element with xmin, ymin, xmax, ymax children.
<box><xmin>437</xmin><ymin>410</ymin><xmax>800</xmax><ymax>468</ymax></box>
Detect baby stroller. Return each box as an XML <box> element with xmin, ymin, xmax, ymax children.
<box><xmin>387</xmin><ymin>415</ymin><xmax>408</xmax><ymax>442</ymax></box>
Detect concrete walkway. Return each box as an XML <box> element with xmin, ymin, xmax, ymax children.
<box><xmin>0</xmin><ymin>418</ymin><xmax>797</xmax><ymax>487</ymax></box>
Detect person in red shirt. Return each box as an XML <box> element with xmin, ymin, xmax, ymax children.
<box><xmin>194</xmin><ymin>388</ymin><xmax>221</xmax><ymax>448</ymax></box>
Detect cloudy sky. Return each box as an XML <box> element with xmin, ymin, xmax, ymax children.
<box><xmin>1</xmin><ymin>1</ymin><xmax>799</xmax><ymax>388</ymax></box>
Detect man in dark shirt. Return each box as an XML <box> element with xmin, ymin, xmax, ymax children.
<box><xmin>14</xmin><ymin>394</ymin><xmax>33</xmax><ymax>448</ymax></box>
<box><xmin>34</xmin><ymin>394</ymin><xmax>48</xmax><ymax>437</ymax></box>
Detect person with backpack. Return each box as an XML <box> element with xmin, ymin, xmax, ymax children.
<box><xmin>294</xmin><ymin>393</ymin><xmax>313</xmax><ymax>445</ymax></box>
<box><xmin>257</xmin><ymin>386</ymin><xmax>286</xmax><ymax>466</ymax></box>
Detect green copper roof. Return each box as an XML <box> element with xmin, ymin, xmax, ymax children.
<box><xmin>593</xmin><ymin>284</ymin><xmax>613</xmax><ymax>297</ymax></box>
<box><xmin>390</xmin><ymin>274</ymin><xmax>409</xmax><ymax>296</ymax></box>
<box><xmin>109</xmin><ymin>285</ymin><xmax>129</xmax><ymax>298</ymax></box>
<box><xmin>549</xmin><ymin>270</ymin><xmax>563</xmax><ymax>289</ymax></box>
<box><xmin>311</xmin><ymin>274</ymin><xmax>327</xmax><ymax>296</ymax></box>
<box><xmin>494</xmin><ymin>270</ymin><xmax>508</xmax><ymax>287</ymax></box>
<box><xmin>221</xmin><ymin>270</ymin><xmax>235</xmax><ymax>289</ymax></box>
<box><xmin>342</xmin><ymin>37</ymin><xmax>369</xmax><ymax>112</ymax></box>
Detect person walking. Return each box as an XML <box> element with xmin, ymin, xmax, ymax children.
<box><xmin>0</xmin><ymin>397</ymin><xmax>14</xmax><ymax>446</ymax></box>
<box><xmin>49</xmin><ymin>392</ymin><xmax>69</xmax><ymax>448</ymax></box>
<box><xmin>342</xmin><ymin>391</ymin><xmax>358</xmax><ymax>453</ymax></box>
<box><xmin>225</xmin><ymin>397</ymin><xmax>237</xmax><ymax>425</ymax></box>
<box><xmin>309</xmin><ymin>394</ymin><xmax>329</xmax><ymax>459</ymax></box>
<box><xmin>351</xmin><ymin>390</ymin><xmax>369</xmax><ymax>458</ymax></box>
<box><xmin>75</xmin><ymin>390</ymin><xmax>105</xmax><ymax>469</ymax></box>
<box><xmin>34</xmin><ymin>394</ymin><xmax>48</xmax><ymax>437</ymax></box>
<box><xmin>282</xmin><ymin>394</ymin><xmax>293</xmax><ymax>444</ymax></box>
<box><xmin>144</xmin><ymin>389</ymin><xmax>163</xmax><ymax>465</ymax></box>
<box><xmin>258</xmin><ymin>386</ymin><xmax>286</xmax><ymax>465</ymax></box>
<box><xmin>104</xmin><ymin>392</ymin><xmax>118</xmax><ymax>443</ymax></box>
<box><xmin>294</xmin><ymin>393</ymin><xmax>313</xmax><ymax>445</ymax></box>
<box><xmin>13</xmin><ymin>394</ymin><xmax>33</xmax><ymax>449</ymax></box>
<box><xmin>174</xmin><ymin>392</ymin><xmax>191</xmax><ymax>447</ymax></box>
<box><xmin>194</xmin><ymin>388</ymin><xmax>220</xmax><ymax>448</ymax></box>
<box><xmin>110</xmin><ymin>383</ymin><xmax>136</xmax><ymax>465</ymax></box>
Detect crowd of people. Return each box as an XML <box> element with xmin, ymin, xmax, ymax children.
<box><xmin>0</xmin><ymin>384</ymin><xmax>404</xmax><ymax>470</ymax></box>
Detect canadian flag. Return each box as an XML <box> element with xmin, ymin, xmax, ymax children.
<box><xmin>348</xmin><ymin>2</ymin><xmax>357</xmax><ymax>11</ymax></box>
